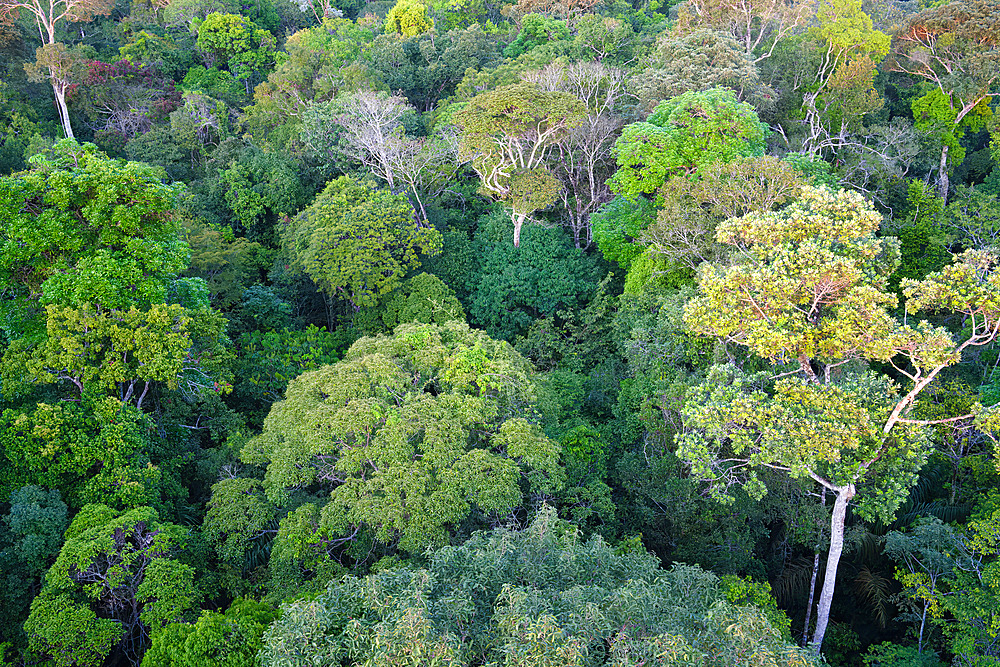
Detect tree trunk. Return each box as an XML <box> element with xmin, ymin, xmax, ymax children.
<box><xmin>512</xmin><ymin>211</ymin><xmax>526</xmax><ymax>247</ymax></box>
<box><xmin>802</xmin><ymin>550</ymin><xmax>820</xmax><ymax>646</ymax></box>
<box><xmin>809</xmin><ymin>483</ymin><xmax>855</xmax><ymax>655</ymax></box>
<box><xmin>53</xmin><ymin>85</ymin><xmax>74</xmax><ymax>139</ymax></box>
<box><xmin>937</xmin><ymin>144</ymin><xmax>949</xmax><ymax>204</ymax></box>
<box><xmin>802</xmin><ymin>490</ymin><xmax>826</xmax><ymax>646</ymax></box>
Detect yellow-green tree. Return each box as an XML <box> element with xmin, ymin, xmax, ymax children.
<box><xmin>383</xmin><ymin>0</ymin><xmax>433</xmax><ymax>36</ymax></box>
<box><xmin>679</xmin><ymin>185</ymin><xmax>1000</xmax><ymax>653</ymax></box>
<box><xmin>240</xmin><ymin>321</ymin><xmax>564</xmax><ymax>554</ymax></box>
<box><xmin>281</xmin><ymin>176</ymin><xmax>441</xmax><ymax>313</ymax></box>
<box><xmin>455</xmin><ymin>83</ymin><xmax>586</xmax><ymax>247</ymax></box>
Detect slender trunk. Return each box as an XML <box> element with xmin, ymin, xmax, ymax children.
<box><xmin>937</xmin><ymin>144</ymin><xmax>949</xmax><ymax>204</ymax></box>
<box><xmin>802</xmin><ymin>551</ymin><xmax>820</xmax><ymax>646</ymax></box>
<box><xmin>411</xmin><ymin>184</ymin><xmax>428</xmax><ymax>225</ymax></box>
<box><xmin>802</xmin><ymin>491</ymin><xmax>826</xmax><ymax>646</ymax></box>
<box><xmin>512</xmin><ymin>211</ymin><xmax>526</xmax><ymax>248</ymax></box>
<box><xmin>53</xmin><ymin>85</ymin><xmax>74</xmax><ymax>139</ymax></box>
<box><xmin>810</xmin><ymin>483</ymin><xmax>855</xmax><ymax>655</ymax></box>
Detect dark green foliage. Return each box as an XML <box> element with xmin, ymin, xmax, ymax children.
<box><xmin>231</xmin><ymin>325</ymin><xmax>351</xmax><ymax>426</ymax></box>
<box><xmin>0</xmin><ymin>486</ymin><xmax>69</xmax><ymax>652</ymax></box>
<box><xmin>465</xmin><ymin>211</ymin><xmax>604</xmax><ymax>341</ymax></box>
<box><xmin>364</xmin><ymin>25</ymin><xmax>499</xmax><ymax>111</ymax></box>
<box><xmin>884</xmin><ymin>181</ymin><xmax>951</xmax><ymax>292</ymax></box>
<box><xmin>354</xmin><ymin>272</ymin><xmax>465</xmax><ymax>334</ymax></box>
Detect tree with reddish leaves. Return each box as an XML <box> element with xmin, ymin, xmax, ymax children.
<box><xmin>889</xmin><ymin>0</ymin><xmax>1000</xmax><ymax>201</ymax></box>
<box><xmin>0</xmin><ymin>0</ymin><xmax>114</xmax><ymax>137</ymax></box>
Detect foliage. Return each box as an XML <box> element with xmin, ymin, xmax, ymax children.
<box><xmin>465</xmin><ymin>211</ymin><xmax>604</xmax><ymax>341</ymax></box>
<box><xmin>608</xmin><ymin>87</ymin><xmax>768</xmax><ymax>201</ymax></box>
<box><xmin>0</xmin><ymin>398</ymin><xmax>168</xmax><ymax>511</ymax></box>
<box><xmin>590</xmin><ymin>195</ymin><xmax>656</xmax><ymax>270</ymax></box>
<box><xmin>231</xmin><ymin>325</ymin><xmax>349</xmax><ymax>425</ymax></box>
<box><xmin>281</xmin><ymin>176</ymin><xmax>442</xmax><ymax>309</ymax></box>
<box><xmin>0</xmin><ymin>140</ymin><xmax>186</xmax><ymax>341</ymax></box>
<box><xmin>196</xmin><ymin>13</ymin><xmax>277</xmax><ymax>89</ymax></box>
<box><xmin>384</xmin><ymin>0</ymin><xmax>433</xmax><ymax>36</ymax></box>
<box><xmin>141</xmin><ymin>598</ymin><xmax>278</xmax><ymax>667</ymax></box>
<box><xmin>25</xmin><ymin>505</ymin><xmax>200</xmax><ymax>666</ymax></box>
<box><xmin>455</xmin><ymin>83</ymin><xmax>586</xmax><ymax>246</ymax></box>
<box><xmin>240</xmin><ymin>321</ymin><xmax>564</xmax><ymax>553</ymax></box>
<box><xmin>258</xmin><ymin>505</ymin><xmax>819</xmax><ymax>667</ymax></box>
<box><xmin>355</xmin><ymin>272</ymin><xmax>465</xmax><ymax>334</ymax></box>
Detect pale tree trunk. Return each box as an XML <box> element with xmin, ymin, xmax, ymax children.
<box><xmin>53</xmin><ymin>85</ymin><xmax>75</xmax><ymax>139</ymax></box>
<box><xmin>937</xmin><ymin>144</ymin><xmax>949</xmax><ymax>204</ymax></box>
<box><xmin>512</xmin><ymin>211</ymin><xmax>526</xmax><ymax>248</ymax></box>
<box><xmin>802</xmin><ymin>551</ymin><xmax>821</xmax><ymax>646</ymax></box>
<box><xmin>801</xmin><ymin>490</ymin><xmax>826</xmax><ymax>646</ymax></box>
<box><xmin>810</xmin><ymin>483</ymin><xmax>855</xmax><ymax>655</ymax></box>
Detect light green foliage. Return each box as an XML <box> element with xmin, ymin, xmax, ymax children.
<box><xmin>26</xmin><ymin>505</ymin><xmax>200</xmax><ymax>666</ymax></box>
<box><xmin>6</xmin><ymin>304</ymin><xmax>191</xmax><ymax>397</ymax></box>
<box><xmin>0</xmin><ymin>398</ymin><xmax>165</xmax><ymax>510</ymax></box>
<box><xmin>141</xmin><ymin>598</ymin><xmax>278</xmax><ymax>667</ymax></box>
<box><xmin>679</xmin><ymin>184</ymin><xmax>1000</xmax><ymax>651</ymax></box>
<box><xmin>863</xmin><ymin>642</ymin><xmax>945</xmax><ymax>667</ymax></box>
<box><xmin>202</xmin><ymin>478</ymin><xmax>276</xmax><ymax>568</ymax></box>
<box><xmin>0</xmin><ymin>139</ymin><xmax>186</xmax><ymax>340</ymax></box>
<box><xmin>281</xmin><ymin>176</ymin><xmax>442</xmax><ymax>309</ymax></box>
<box><xmin>680</xmin><ymin>367</ymin><xmax>928</xmax><ymax>523</ymax></box>
<box><xmin>946</xmin><ymin>185</ymin><xmax>1000</xmax><ymax>250</ymax></box>
<box><xmin>196</xmin><ymin>13</ymin><xmax>277</xmax><ymax>86</ymax></box>
<box><xmin>684</xmin><ymin>185</ymin><xmax>900</xmax><ymax>367</ymax></box>
<box><xmin>884</xmin><ymin>494</ymin><xmax>1000</xmax><ymax>666</ymax></box>
<box><xmin>258</xmin><ymin>506</ymin><xmax>818</xmax><ymax>667</ymax></box>
<box><xmin>240</xmin><ymin>321</ymin><xmax>563</xmax><ymax>552</ymax></box>
<box><xmin>643</xmin><ymin>155</ymin><xmax>804</xmax><ymax>272</ymax></box>
<box><xmin>572</xmin><ymin>13</ymin><xmax>636</xmax><ymax>64</ymax></box>
<box><xmin>911</xmin><ymin>90</ymin><xmax>992</xmax><ymax>176</ymax></box>
<box><xmin>3</xmin><ymin>301</ymin><xmax>233</xmax><ymax>405</ymax></box>
<box><xmin>455</xmin><ymin>83</ymin><xmax>586</xmax><ymax>245</ymax></box>
<box><xmin>384</xmin><ymin>0</ymin><xmax>433</xmax><ymax>36</ymax></box>
<box><xmin>465</xmin><ymin>211</ymin><xmax>604</xmax><ymax>340</ymax></box>
<box><xmin>608</xmin><ymin>88</ymin><xmax>768</xmax><ymax>201</ymax></box>
<box><xmin>632</xmin><ymin>29</ymin><xmax>768</xmax><ymax>113</ymax></box>
<box><xmin>355</xmin><ymin>272</ymin><xmax>466</xmax><ymax>335</ymax></box>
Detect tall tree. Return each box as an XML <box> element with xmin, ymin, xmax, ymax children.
<box><xmin>679</xmin><ymin>185</ymin><xmax>1000</xmax><ymax>654</ymax></box>
<box><xmin>280</xmin><ymin>176</ymin><xmax>441</xmax><ymax>314</ymax></box>
<box><xmin>454</xmin><ymin>82</ymin><xmax>586</xmax><ymax>247</ymax></box>
<box><xmin>889</xmin><ymin>0</ymin><xmax>1000</xmax><ymax>202</ymax></box>
<box><xmin>677</xmin><ymin>0</ymin><xmax>811</xmax><ymax>63</ymax></box>
<box><xmin>0</xmin><ymin>0</ymin><xmax>114</xmax><ymax>137</ymax></box>
<box><xmin>240</xmin><ymin>321</ymin><xmax>564</xmax><ymax>554</ymax></box>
